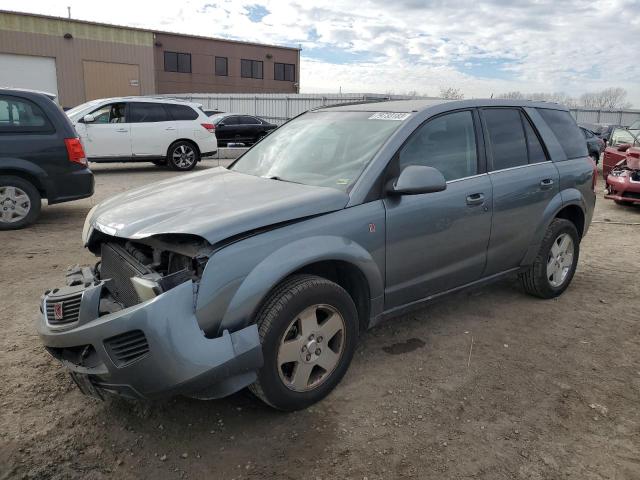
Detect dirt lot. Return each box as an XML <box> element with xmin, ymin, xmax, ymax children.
<box><xmin>1</xmin><ymin>160</ymin><xmax>639</xmax><ymax>480</ymax></box>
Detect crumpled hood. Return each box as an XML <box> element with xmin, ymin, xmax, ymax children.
<box><xmin>88</xmin><ymin>167</ymin><xmax>350</xmax><ymax>245</ymax></box>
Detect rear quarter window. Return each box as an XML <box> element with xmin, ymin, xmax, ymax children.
<box><xmin>537</xmin><ymin>108</ymin><xmax>587</xmax><ymax>159</ymax></box>
<box><xmin>165</xmin><ymin>104</ymin><xmax>199</xmax><ymax>121</ymax></box>
<box><xmin>0</xmin><ymin>95</ymin><xmax>55</xmax><ymax>134</ymax></box>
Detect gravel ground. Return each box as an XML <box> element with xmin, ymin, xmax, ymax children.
<box><xmin>1</xmin><ymin>160</ymin><xmax>639</xmax><ymax>480</ymax></box>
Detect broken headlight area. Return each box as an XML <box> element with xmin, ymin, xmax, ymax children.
<box><xmin>43</xmin><ymin>234</ymin><xmax>212</xmax><ymax>323</ymax></box>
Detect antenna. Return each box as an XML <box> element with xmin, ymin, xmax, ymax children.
<box><xmin>67</xmin><ymin>6</ymin><xmax>71</xmax><ymax>19</ymax></box>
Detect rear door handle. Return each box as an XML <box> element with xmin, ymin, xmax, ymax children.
<box><xmin>165</xmin><ymin>127</ymin><xmax>176</xmax><ymax>131</ymax></box>
<box><xmin>540</xmin><ymin>178</ymin><xmax>554</xmax><ymax>190</ymax></box>
<box><xmin>115</xmin><ymin>128</ymin><xmax>128</xmax><ymax>133</ymax></box>
<box><xmin>466</xmin><ymin>193</ymin><xmax>485</xmax><ymax>206</ymax></box>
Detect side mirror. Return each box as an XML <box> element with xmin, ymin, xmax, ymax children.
<box><xmin>217</xmin><ymin>122</ymin><xmax>225</xmax><ymax>127</ymax></box>
<box><xmin>387</xmin><ymin>165</ymin><xmax>447</xmax><ymax>195</ymax></box>
<box><xmin>617</xmin><ymin>143</ymin><xmax>631</xmax><ymax>152</ymax></box>
<box><xmin>83</xmin><ymin>113</ymin><xmax>95</xmax><ymax>123</ymax></box>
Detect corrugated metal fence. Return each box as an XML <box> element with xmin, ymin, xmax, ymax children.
<box><xmin>568</xmin><ymin>108</ymin><xmax>640</xmax><ymax>127</ymax></box>
<box><xmin>157</xmin><ymin>93</ymin><xmax>415</xmax><ymax>125</ymax></box>
<box><xmin>159</xmin><ymin>93</ymin><xmax>640</xmax><ymax>127</ymax></box>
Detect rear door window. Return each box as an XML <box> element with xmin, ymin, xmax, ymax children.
<box><xmin>537</xmin><ymin>108</ymin><xmax>587</xmax><ymax>159</ymax></box>
<box><xmin>165</xmin><ymin>104</ymin><xmax>198</xmax><ymax>121</ymax></box>
<box><xmin>0</xmin><ymin>95</ymin><xmax>54</xmax><ymax>133</ymax></box>
<box><xmin>482</xmin><ymin>108</ymin><xmax>528</xmax><ymax>170</ymax></box>
<box><xmin>129</xmin><ymin>103</ymin><xmax>170</xmax><ymax>123</ymax></box>
<box><xmin>239</xmin><ymin>116</ymin><xmax>260</xmax><ymax>124</ymax></box>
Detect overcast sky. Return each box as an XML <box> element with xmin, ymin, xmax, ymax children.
<box><xmin>5</xmin><ymin>0</ymin><xmax>640</xmax><ymax>105</ymax></box>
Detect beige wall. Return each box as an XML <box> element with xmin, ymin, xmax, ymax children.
<box><xmin>0</xmin><ymin>12</ymin><xmax>154</xmax><ymax>108</ymax></box>
<box><xmin>154</xmin><ymin>33</ymin><xmax>299</xmax><ymax>95</ymax></box>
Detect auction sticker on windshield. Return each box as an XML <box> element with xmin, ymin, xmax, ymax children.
<box><xmin>368</xmin><ymin>112</ymin><xmax>411</xmax><ymax>121</ymax></box>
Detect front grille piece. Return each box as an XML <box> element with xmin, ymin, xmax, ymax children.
<box><xmin>45</xmin><ymin>291</ymin><xmax>83</xmax><ymax>327</ymax></box>
<box><xmin>104</xmin><ymin>330</ymin><xmax>150</xmax><ymax>367</ymax></box>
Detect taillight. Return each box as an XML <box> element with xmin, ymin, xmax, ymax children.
<box><xmin>64</xmin><ymin>138</ymin><xmax>87</xmax><ymax>166</ymax></box>
<box><xmin>201</xmin><ymin>123</ymin><xmax>215</xmax><ymax>133</ymax></box>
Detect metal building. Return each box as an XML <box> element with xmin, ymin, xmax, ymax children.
<box><xmin>0</xmin><ymin>10</ymin><xmax>300</xmax><ymax>109</ymax></box>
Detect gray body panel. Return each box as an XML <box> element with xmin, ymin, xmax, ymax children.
<box><xmin>384</xmin><ymin>174</ymin><xmax>493</xmax><ymax>308</ymax></box>
<box><xmin>37</xmin><ymin>98</ymin><xmax>596</xmax><ymax>401</ymax></box>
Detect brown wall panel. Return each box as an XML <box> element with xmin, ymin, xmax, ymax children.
<box><xmin>83</xmin><ymin>61</ymin><xmax>141</xmax><ymax>100</ymax></box>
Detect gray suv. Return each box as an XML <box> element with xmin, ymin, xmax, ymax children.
<box><xmin>38</xmin><ymin>99</ymin><xmax>596</xmax><ymax>410</ymax></box>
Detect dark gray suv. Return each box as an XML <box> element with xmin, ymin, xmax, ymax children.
<box><xmin>38</xmin><ymin>99</ymin><xmax>596</xmax><ymax>410</ymax></box>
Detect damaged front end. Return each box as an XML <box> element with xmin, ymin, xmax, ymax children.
<box><xmin>38</xmin><ymin>234</ymin><xmax>263</xmax><ymax>401</ymax></box>
<box><xmin>605</xmin><ymin>160</ymin><xmax>640</xmax><ymax>205</ymax></box>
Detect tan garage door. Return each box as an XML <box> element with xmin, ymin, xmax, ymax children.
<box><xmin>83</xmin><ymin>61</ymin><xmax>141</xmax><ymax>100</ymax></box>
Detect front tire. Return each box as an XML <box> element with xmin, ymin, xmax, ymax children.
<box><xmin>0</xmin><ymin>176</ymin><xmax>41</xmax><ymax>230</ymax></box>
<box><xmin>167</xmin><ymin>141</ymin><xmax>199</xmax><ymax>171</ymax></box>
<box><xmin>249</xmin><ymin>275</ymin><xmax>358</xmax><ymax>411</ymax></box>
<box><xmin>519</xmin><ymin>218</ymin><xmax>580</xmax><ymax>299</ymax></box>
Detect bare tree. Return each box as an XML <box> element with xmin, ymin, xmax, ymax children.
<box><xmin>579</xmin><ymin>88</ymin><xmax>631</xmax><ymax>109</ymax></box>
<box><xmin>497</xmin><ymin>91</ymin><xmax>525</xmax><ymax>100</ymax></box>
<box><xmin>439</xmin><ymin>87</ymin><xmax>465</xmax><ymax>100</ymax></box>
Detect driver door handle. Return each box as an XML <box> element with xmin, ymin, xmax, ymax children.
<box><xmin>466</xmin><ymin>193</ymin><xmax>485</xmax><ymax>206</ymax></box>
<box><xmin>115</xmin><ymin>128</ymin><xmax>128</xmax><ymax>133</ymax></box>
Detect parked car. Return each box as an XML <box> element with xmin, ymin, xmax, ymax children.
<box><xmin>0</xmin><ymin>88</ymin><xmax>93</xmax><ymax>230</ymax></box>
<box><xmin>603</xmin><ymin>128</ymin><xmax>640</xmax><ymax>205</ymax></box>
<box><xmin>579</xmin><ymin>126</ymin><xmax>605</xmax><ymax>163</ymax></box>
<box><xmin>65</xmin><ymin>97</ymin><xmax>217</xmax><ymax>171</ymax></box>
<box><xmin>38</xmin><ymin>99</ymin><xmax>595</xmax><ymax>410</ymax></box>
<box><xmin>209</xmin><ymin>113</ymin><xmax>277</xmax><ymax>146</ymax></box>
<box><xmin>602</xmin><ymin>127</ymin><xmax>640</xmax><ymax>179</ymax></box>
<box><xmin>597</xmin><ymin>124</ymin><xmax>622</xmax><ymax>146</ymax></box>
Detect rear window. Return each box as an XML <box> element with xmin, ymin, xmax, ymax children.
<box><xmin>537</xmin><ymin>108</ymin><xmax>587</xmax><ymax>159</ymax></box>
<box><xmin>0</xmin><ymin>95</ymin><xmax>54</xmax><ymax>134</ymax></box>
<box><xmin>165</xmin><ymin>104</ymin><xmax>198</xmax><ymax>121</ymax></box>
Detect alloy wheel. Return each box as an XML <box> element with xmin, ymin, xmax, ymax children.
<box><xmin>277</xmin><ymin>304</ymin><xmax>346</xmax><ymax>392</ymax></box>
<box><xmin>172</xmin><ymin>145</ymin><xmax>196</xmax><ymax>169</ymax></box>
<box><xmin>547</xmin><ymin>233</ymin><xmax>574</xmax><ymax>288</ymax></box>
<box><xmin>0</xmin><ymin>186</ymin><xmax>31</xmax><ymax>223</ymax></box>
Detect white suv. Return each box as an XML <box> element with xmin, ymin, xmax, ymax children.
<box><xmin>66</xmin><ymin>97</ymin><xmax>217</xmax><ymax>171</ymax></box>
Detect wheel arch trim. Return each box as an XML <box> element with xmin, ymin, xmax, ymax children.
<box><xmin>214</xmin><ymin>235</ymin><xmax>383</xmax><ymax>335</ymax></box>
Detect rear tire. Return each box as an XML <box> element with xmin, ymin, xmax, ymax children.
<box><xmin>519</xmin><ymin>218</ymin><xmax>579</xmax><ymax>299</ymax></box>
<box><xmin>249</xmin><ymin>275</ymin><xmax>358</xmax><ymax>411</ymax></box>
<box><xmin>0</xmin><ymin>176</ymin><xmax>41</xmax><ymax>230</ymax></box>
<box><xmin>167</xmin><ymin>141</ymin><xmax>199</xmax><ymax>171</ymax></box>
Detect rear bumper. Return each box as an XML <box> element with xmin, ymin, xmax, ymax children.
<box><xmin>37</xmin><ymin>280</ymin><xmax>263</xmax><ymax>400</ymax></box>
<box><xmin>45</xmin><ymin>168</ymin><xmax>94</xmax><ymax>204</ymax></box>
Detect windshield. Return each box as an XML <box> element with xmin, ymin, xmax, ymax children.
<box><xmin>65</xmin><ymin>99</ymin><xmax>104</xmax><ymax>121</ymax></box>
<box><xmin>230</xmin><ymin>111</ymin><xmax>406</xmax><ymax>191</ymax></box>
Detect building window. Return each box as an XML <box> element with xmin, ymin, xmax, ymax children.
<box><xmin>274</xmin><ymin>63</ymin><xmax>295</xmax><ymax>82</ymax></box>
<box><xmin>241</xmin><ymin>59</ymin><xmax>263</xmax><ymax>79</ymax></box>
<box><xmin>164</xmin><ymin>51</ymin><xmax>191</xmax><ymax>73</ymax></box>
<box><xmin>215</xmin><ymin>56</ymin><xmax>228</xmax><ymax>76</ymax></box>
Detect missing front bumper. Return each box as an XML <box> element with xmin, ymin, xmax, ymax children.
<box><xmin>38</xmin><ymin>280</ymin><xmax>263</xmax><ymax>400</ymax></box>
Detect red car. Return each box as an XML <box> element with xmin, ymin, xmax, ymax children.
<box><xmin>603</xmin><ymin>127</ymin><xmax>640</xmax><ymax>205</ymax></box>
